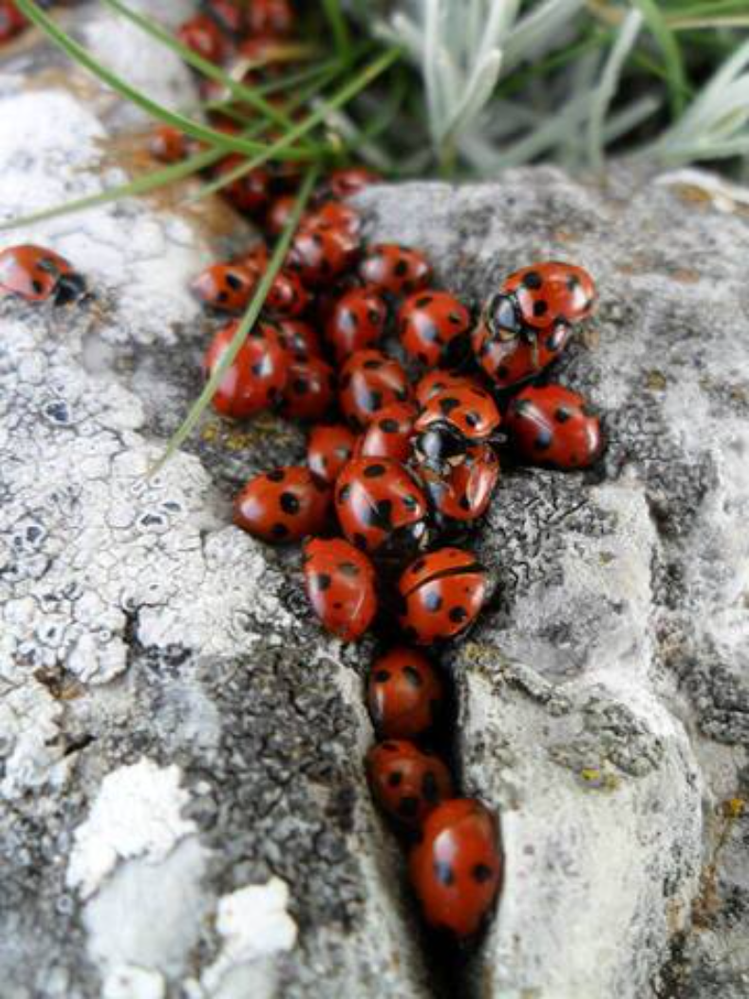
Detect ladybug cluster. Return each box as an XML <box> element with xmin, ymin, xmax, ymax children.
<box><xmin>0</xmin><ymin>0</ymin><xmax>607</xmax><ymax>954</ymax></box>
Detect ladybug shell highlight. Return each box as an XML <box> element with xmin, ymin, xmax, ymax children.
<box><xmin>275</xmin><ymin>318</ymin><xmax>321</xmax><ymax>362</ymax></box>
<box><xmin>506</xmin><ymin>384</ymin><xmax>604</xmax><ymax>470</ymax></box>
<box><xmin>203</xmin><ymin>321</ymin><xmax>288</xmax><ymax>418</ymax></box>
<box><xmin>358</xmin><ymin>244</ymin><xmax>432</xmax><ymax>297</ymax></box>
<box><xmin>504</xmin><ymin>261</ymin><xmax>596</xmax><ymax>330</ymax></box>
<box><xmin>409</xmin><ymin>798</ymin><xmax>502</xmax><ymax>937</ymax></box>
<box><xmin>398</xmin><ymin>290</ymin><xmax>471</xmax><ymax>368</ymax></box>
<box><xmin>398</xmin><ymin>548</ymin><xmax>487</xmax><ymax>645</ymax></box>
<box><xmin>307</xmin><ymin>423</ymin><xmax>357</xmax><ymax>483</ymax></box>
<box><xmin>0</xmin><ymin>245</ymin><xmax>86</xmax><ymax>305</ymax></box>
<box><xmin>335</xmin><ymin>458</ymin><xmax>428</xmax><ymax>555</ymax></box>
<box><xmin>424</xmin><ymin>443</ymin><xmax>500</xmax><ymax>524</ymax></box>
<box><xmin>366</xmin><ymin>740</ymin><xmax>453</xmax><ymax>828</ymax></box>
<box><xmin>339</xmin><ymin>350</ymin><xmax>411</xmax><ymax>431</ymax></box>
<box><xmin>357</xmin><ymin>402</ymin><xmax>417</xmax><ymax>464</ymax></box>
<box><xmin>367</xmin><ymin>646</ymin><xmax>445</xmax><ymax>739</ymax></box>
<box><xmin>473</xmin><ymin>317</ymin><xmax>570</xmax><ymax>389</ymax></box>
<box><xmin>234</xmin><ymin>466</ymin><xmax>330</xmax><ymax>544</ymax></box>
<box><xmin>303</xmin><ymin>537</ymin><xmax>377</xmax><ymax>642</ymax></box>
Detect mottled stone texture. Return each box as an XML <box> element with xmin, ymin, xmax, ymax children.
<box><xmin>1</xmin><ymin>6</ymin><xmax>749</xmax><ymax>999</ymax></box>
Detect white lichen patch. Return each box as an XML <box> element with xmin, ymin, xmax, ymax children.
<box><xmin>67</xmin><ymin>759</ymin><xmax>196</xmax><ymax>899</ymax></box>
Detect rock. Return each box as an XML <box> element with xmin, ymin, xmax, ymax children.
<box><xmin>1</xmin><ymin>7</ymin><xmax>748</xmax><ymax>999</ymax></box>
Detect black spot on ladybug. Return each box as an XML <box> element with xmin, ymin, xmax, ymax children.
<box><xmin>473</xmin><ymin>863</ymin><xmax>494</xmax><ymax>883</ymax></box>
<box><xmin>415</xmin><ymin>296</ymin><xmax>432</xmax><ymax>308</ymax></box>
<box><xmin>375</xmin><ymin>499</ymin><xmax>393</xmax><ymax>527</ymax></box>
<box><xmin>271</xmin><ymin>523</ymin><xmax>289</xmax><ymax>539</ymax></box>
<box><xmin>434</xmin><ymin>861</ymin><xmax>455</xmax><ymax>886</ymax></box>
<box><xmin>226</xmin><ymin>272</ymin><xmax>244</xmax><ymax>291</ymax></box>
<box><xmin>374</xmin><ymin>669</ymin><xmax>390</xmax><ymax>683</ymax></box>
<box><xmin>534</xmin><ymin>429</ymin><xmax>553</xmax><ymax>450</ymax></box>
<box><xmin>388</xmin><ymin>771</ymin><xmax>403</xmax><ymax>787</ymax></box>
<box><xmin>338</xmin><ymin>561</ymin><xmax>360</xmax><ymax>577</ymax></box>
<box><xmin>267</xmin><ymin>470</ymin><xmax>285</xmax><ymax>482</ymax></box>
<box><xmin>439</xmin><ymin>397</ymin><xmax>460</xmax><ymax>416</ymax></box>
<box><xmin>459</xmin><ymin>496</ymin><xmax>472</xmax><ymax>511</ymax></box>
<box><xmin>449</xmin><ymin>606</ymin><xmax>467</xmax><ymax>623</ymax></box>
<box><xmin>365</xmin><ymin>390</ymin><xmax>383</xmax><ymax>413</ymax></box>
<box><xmin>421</xmin><ymin>771</ymin><xmax>439</xmax><ymax>802</ymax></box>
<box><xmin>216</xmin><ymin>290</ymin><xmax>229</xmax><ymax>303</ymax></box>
<box><xmin>396</xmin><ymin>389</ymin><xmax>409</xmax><ymax>402</ymax></box>
<box><xmin>424</xmin><ymin>592</ymin><xmax>443</xmax><ymax>612</ymax></box>
<box><xmin>398</xmin><ymin>796</ymin><xmax>419</xmax><ymax>818</ymax></box>
<box><xmin>464</xmin><ymin>411</ymin><xmax>480</xmax><ymax>429</ymax></box>
<box><xmin>533</xmin><ymin>300</ymin><xmax>549</xmax><ymax>318</ymax></box>
<box><xmin>403</xmin><ymin>665</ymin><xmax>422</xmax><ymax>687</ymax></box>
<box><xmin>402</xmin><ymin>495</ymin><xmax>419</xmax><ymax>512</ymax></box>
<box><xmin>523</xmin><ymin>271</ymin><xmax>542</xmax><ymax>290</ymax></box>
<box><xmin>380</xmin><ymin>418</ymin><xmax>399</xmax><ymax>433</ymax></box>
<box><xmin>315</xmin><ymin>573</ymin><xmax>332</xmax><ymax>591</ymax></box>
<box><xmin>32</xmin><ymin>279</ymin><xmax>44</xmax><ymax>295</ymax></box>
<box><xmin>496</xmin><ymin>365</ymin><xmax>509</xmax><ymax>379</ymax></box>
<box><xmin>394</xmin><ymin>260</ymin><xmax>409</xmax><ymax>278</ymax></box>
<box><xmin>363</xmin><ymin>358</ymin><xmax>383</xmax><ymax>370</ymax></box>
<box><xmin>364</xmin><ymin>463</ymin><xmax>387</xmax><ymax>478</ymax></box>
<box><xmin>293</xmin><ymin>378</ymin><xmax>309</xmax><ymax>396</ymax></box>
<box><xmin>448</xmin><ymin>311</ymin><xmax>464</xmax><ymax>325</ymax></box>
<box><xmin>555</xmin><ymin>407</ymin><xmax>572</xmax><ymax>423</ymax></box>
<box><xmin>566</xmin><ymin>275</ymin><xmax>581</xmax><ymax>291</ymax></box>
<box><xmin>279</xmin><ymin>492</ymin><xmax>300</xmax><ymax>515</ymax></box>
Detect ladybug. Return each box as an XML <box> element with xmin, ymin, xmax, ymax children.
<box><xmin>358</xmin><ymin>244</ymin><xmax>431</xmax><ymax>297</ymax></box>
<box><xmin>149</xmin><ymin>125</ymin><xmax>194</xmax><ymax>164</ymax></box>
<box><xmin>307</xmin><ymin>424</ymin><xmax>357</xmax><ymax>484</ymax></box>
<box><xmin>235</xmin><ymin>243</ymin><xmax>269</xmax><ymax>276</ymax></box>
<box><xmin>326</xmin><ymin>286</ymin><xmax>388</xmax><ymax>362</ymax></box>
<box><xmin>203</xmin><ymin>320</ymin><xmax>289</xmax><ymax>418</ymax></box>
<box><xmin>214</xmin><ymin>156</ymin><xmax>271</xmax><ymax>215</ymax></box>
<box><xmin>203</xmin><ymin>0</ymin><xmax>245</xmax><ymax>35</ymax></box>
<box><xmin>414</xmin><ymin>371</ymin><xmax>485</xmax><ymax>408</ymax></box>
<box><xmin>335</xmin><ymin>457</ymin><xmax>429</xmax><ymax>556</ymax></box>
<box><xmin>191</xmin><ymin>262</ymin><xmax>255</xmax><ymax>313</ymax></box>
<box><xmin>246</xmin><ymin>0</ymin><xmax>294</xmax><ymax>36</ymax></box>
<box><xmin>321</xmin><ymin>167</ymin><xmax>381</xmax><ymax>200</ymax></box>
<box><xmin>366</xmin><ymin>740</ymin><xmax>453</xmax><ymax>829</ymax></box>
<box><xmin>303</xmin><ymin>537</ymin><xmax>377</xmax><ymax>642</ymax></box>
<box><xmin>265</xmin><ymin>194</ymin><xmax>297</xmax><ymax>236</ymax></box>
<box><xmin>506</xmin><ymin>384</ymin><xmax>604</xmax><ymax>470</ymax></box>
<box><xmin>275</xmin><ymin>318</ymin><xmax>321</xmax><ymax>361</ymax></box>
<box><xmin>504</xmin><ymin>261</ymin><xmax>596</xmax><ymax>330</ymax></box>
<box><xmin>305</xmin><ymin>201</ymin><xmax>362</xmax><ymax>238</ymax></box>
<box><xmin>0</xmin><ymin>245</ymin><xmax>87</xmax><ymax>305</ymax></box>
<box><xmin>265</xmin><ymin>269</ymin><xmax>309</xmax><ymax>317</ymax></box>
<box><xmin>286</xmin><ymin>225</ymin><xmax>360</xmax><ymax>288</ymax></box>
<box><xmin>0</xmin><ymin>1</ymin><xmax>26</xmax><ymax>43</ymax></box>
<box><xmin>398</xmin><ymin>290</ymin><xmax>471</xmax><ymax>368</ymax></box>
<box><xmin>409</xmin><ymin>798</ymin><xmax>502</xmax><ymax>938</ymax></box>
<box><xmin>357</xmin><ymin>402</ymin><xmax>416</xmax><ymax>464</ymax></box>
<box><xmin>339</xmin><ymin>350</ymin><xmax>411</xmax><ymax>431</ymax></box>
<box><xmin>398</xmin><ymin>548</ymin><xmax>487</xmax><ymax>645</ymax></box>
<box><xmin>473</xmin><ymin>317</ymin><xmax>570</xmax><ymax>389</ymax></box>
<box><xmin>413</xmin><ymin>385</ymin><xmax>502</xmax><ymax>475</ymax></box>
<box><xmin>177</xmin><ymin>13</ymin><xmax>227</xmax><ymax>63</ymax></box>
<box><xmin>234</xmin><ymin>466</ymin><xmax>330</xmax><ymax>544</ymax></box>
<box><xmin>279</xmin><ymin>356</ymin><xmax>336</xmax><ymax>422</ymax></box>
<box><xmin>367</xmin><ymin>646</ymin><xmax>445</xmax><ymax>739</ymax></box>
<box><xmin>423</xmin><ymin>444</ymin><xmax>500</xmax><ymax>525</ymax></box>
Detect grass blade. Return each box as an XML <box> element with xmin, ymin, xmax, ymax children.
<box><xmin>321</xmin><ymin>0</ymin><xmax>352</xmax><ymax>63</ymax></box>
<box><xmin>14</xmin><ymin>0</ymin><xmax>312</xmax><ymax>163</ymax></box>
<box><xmin>587</xmin><ymin>9</ymin><xmax>644</xmax><ymax>169</ymax></box>
<box><xmin>632</xmin><ymin>0</ymin><xmax>689</xmax><ymax>117</ymax></box>
<box><xmin>149</xmin><ymin>165</ymin><xmax>319</xmax><ymax>476</ymax></box>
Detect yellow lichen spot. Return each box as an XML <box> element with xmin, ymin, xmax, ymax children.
<box><xmin>599</xmin><ymin>551</ymin><xmax>616</xmax><ymax>565</ymax></box>
<box><xmin>671</xmin><ymin>183</ymin><xmax>712</xmax><ymax>206</ymax></box>
<box><xmin>671</xmin><ymin>267</ymin><xmax>700</xmax><ymax>285</ymax></box>
<box><xmin>722</xmin><ymin>797</ymin><xmax>746</xmax><ymax>820</ymax></box>
<box><xmin>645</xmin><ymin>369</ymin><xmax>667</xmax><ymax>392</ymax></box>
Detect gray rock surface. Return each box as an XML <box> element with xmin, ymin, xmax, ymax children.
<box><xmin>1</xmin><ymin>7</ymin><xmax>749</xmax><ymax>999</ymax></box>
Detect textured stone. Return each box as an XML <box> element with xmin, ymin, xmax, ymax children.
<box><xmin>1</xmin><ymin>8</ymin><xmax>749</xmax><ymax>999</ymax></box>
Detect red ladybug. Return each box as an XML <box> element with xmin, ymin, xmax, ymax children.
<box><xmin>326</xmin><ymin>286</ymin><xmax>388</xmax><ymax>362</ymax></box>
<box><xmin>423</xmin><ymin>444</ymin><xmax>500</xmax><ymax>525</ymax></box>
<box><xmin>398</xmin><ymin>290</ymin><xmax>471</xmax><ymax>368</ymax></box>
<box><xmin>235</xmin><ymin>243</ymin><xmax>269</xmax><ymax>276</ymax></box>
<box><xmin>265</xmin><ymin>269</ymin><xmax>309</xmax><ymax>317</ymax></box>
<box><xmin>191</xmin><ymin>262</ymin><xmax>255</xmax><ymax>313</ymax></box>
<box><xmin>177</xmin><ymin>14</ymin><xmax>227</xmax><ymax>63</ymax></box>
<box><xmin>275</xmin><ymin>318</ymin><xmax>321</xmax><ymax>361</ymax></box>
<box><xmin>414</xmin><ymin>371</ymin><xmax>484</xmax><ymax>408</ymax></box>
<box><xmin>357</xmin><ymin>402</ymin><xmax>416</xmax><ymax>464</ymax></box>
<box><xmin>409</xmin><ymin>798</ymin><xmax>502</xmax><ymax>938</ymax></box>
<box><xmin>335</xmin><ymin>457</ymin><xmax>428</xmax><ymax>555</ymax></box>
<box><xmin>214</xmin><ymin>156</ymin><xmax>271</xmax><ymax>215</ymax></box>
<box><xmin>305</xmin><ymin>201</ymin><xmax>362</xmax><ymax>238</ymax></box>
<box><xmin>247</xmin><ymin>0</ymin><xmax>294</xmax><ymax>36</ymax></box>
<box><xmin>203</xmin><ymin>0</ymin><xmax>245</xmax><ymax>35</ymax></box>
<box><xmin>339</xmin><ymin>350</ymin><xmax>411</xmax><ymax>431</ymax></box>
<box><xmin>234</xmin><ymin>466</ymin><xmax>330</xmax><ymax>544</ymax></box>
<box><xmin>303</xmin><ymin>537</ymin><xmax>377</xmax><ymax>642</ymax></box>
<box><xmin>322</xmin><ymin>167</ymin><xmax>381</xmax><ymax>200</ymax></box>
<box><xmin>0</xmin><ymin>245</ymin><xmax>87</xmax><ymax>305</ymax></box>
<box><xmin>398</xmin><ymin>548</ymin><xmax>487</xmax><ymax>645</ymax></box>
<box><xmin>0</xmin><ymin>1</ymin><xmax>26</xmax><ymax>43</ymax></box>
<box><xmin>473</xmin><ymin>317</ymin><xmax>570</xmax><ymax>389</ymax></box>
<box><xmin>149</xmin><ymin>125</ymin><xmax>194</xmax><ymax>164</ymax></box>
<box><xmin>506</xmin><ymin>384</ymin><xmax>604</xmax><ymax>470</ymax></box>
<box><xmin>366</xmin><ymin>740</ymin><xmax>453</xmax><ymax>829</ymax></box>
<box><xmin>504</xmin><ymin>261</ymin><xmax>596</xmax><ymax>330</ymax></box>
<box><xmin>287</xmin><ymin>226</ymin><xmax>360</xmax><ymax>288</ymax></box>
<box><xmin>279</xmin><ymin>356</ymin><xmax>335</xmax><ymax>422</ymax></box>
<box><xmin>358</xmin><ymin>244</ymin><xmax>431</xmax><ymax>297</ymax></box>
<box><xmin>367</xmin><ymin>647</ymin><xmax>445</xmax><ymax>739</ymax></box>
<box><xmin>307</xmin><ymin>424</ymin><xmax>357</xmax><ymax>484</ymax></box>
<box><xmin>203</xmin><ymin>320</ymin><xmax>288</xmax><ymax>418</ymax></box>
<box><xmin>413</xmin><ymin>385</ymin><xmax>501</xmax><ymax>475</ymax></box>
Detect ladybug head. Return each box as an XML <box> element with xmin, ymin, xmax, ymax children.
<box><xmin>483</xmin><ymin>292</ymin><xmax>521</xmax><ymax>342</ymax></box>
<box><xmin>413</xmin><ymin>422</ymin><xmax>469</xmax><ymax>475</ymax></box>
<box><xmin>54</xmin><ymin>271</ymin><xmax>88</xmax><ymax>306</ymax></box>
